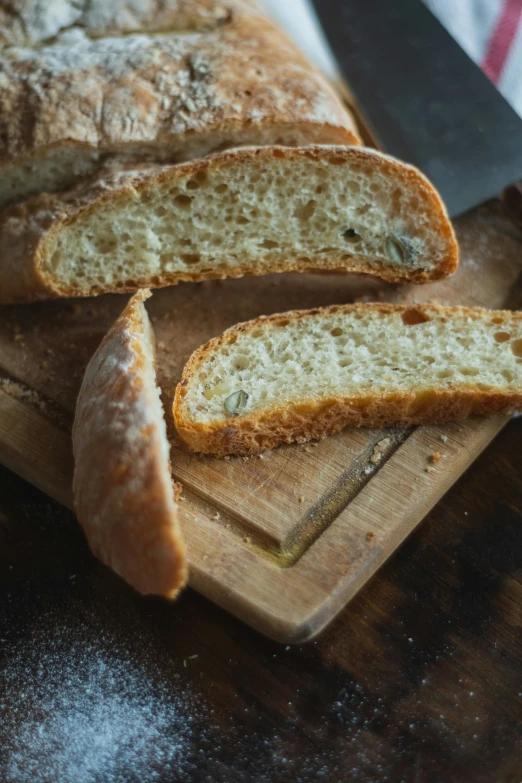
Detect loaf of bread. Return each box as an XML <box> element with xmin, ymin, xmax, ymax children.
<box><xmin>0</xmin><ymin>146</ymin><xmax>458</xmax><ymax>303</ymax></box>
<box><xmin>173</xmin><ymin>303</ymin><xmax>522</xmax><ymax>455</ymax></box>
<box><xmin>0</xmin><ymin>0</ymin><xmax>357</xmax><ymax>211</ymax></box>
<box><xmin>72</xmin><ymin>289</ymin><xmax>187</xmax><ymax>598</ymax></box>
<box><xmin>0</xmin><ymin>0</ymin><xmax>236</xmax><ymax>46</ymax></box>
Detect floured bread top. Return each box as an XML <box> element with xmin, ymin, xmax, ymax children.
<box><xmin>0</xmin><ymin>12</ymin><xmax>348</xmax><ymax>157</ymax></box>
<box><xmin>0</xmin><ymin>0</ymin><xmax>356</xmax><ymax>208</ymax></box>
<box><xmin>0</xmin><ymin>0</ymin><xmax>243</xmax><ymax>47</ymax></box>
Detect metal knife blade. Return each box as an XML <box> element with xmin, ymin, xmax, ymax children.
<box><xmin>310</xmin><ymin>0</ymin><xmax>522</xmax><ymax>217</ymax></box>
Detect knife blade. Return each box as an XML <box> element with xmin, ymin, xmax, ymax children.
<box><xmin>310</xmin><ymin>0</ymin><xmax>522</xmax><ymax>217</ymax></box>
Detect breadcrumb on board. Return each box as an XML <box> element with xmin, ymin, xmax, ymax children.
<box><xmin>0</xmin><ymin>378</ymin><xmax>46</xmax><ymax>413</ymax></box>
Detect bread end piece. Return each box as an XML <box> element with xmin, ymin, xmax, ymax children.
<box><xmin>73</xmin><ymin>289</ymin><xmax>187</xmax><ymax>597</ymax></box>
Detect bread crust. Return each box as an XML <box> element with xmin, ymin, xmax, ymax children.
<box><xmin>0</xmin><ymin>0</ymin><xmax>240</xmax><ymax>47</ymax></box>
<box><xmin>0</xmin><ymin>145</ymin><xmax>458</xmax><ymax>303</ymax></box>
<box><xmin>72</xmin><ymin>289</ymin><xmax>188</xmax><ymax>597</ymax></box>
<box><xmin>173</xmin><ymin>303</ymin><xmax>522</xmax><ymax>456</ymax></box>
<box><xmin>0</xmin><ymin>3</ymin><xmax>357</xmax><ymax>208</ymax></box>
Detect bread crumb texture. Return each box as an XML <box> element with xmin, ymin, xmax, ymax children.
<box><xmin>36</xmin><ymin>147</ymin><xmax>455</xmax><ymax>299</ymax></box>
<box><xmin>174</xmin><ymin>304</ymin><xmax>522</xmax><ymax>454</ymax></box>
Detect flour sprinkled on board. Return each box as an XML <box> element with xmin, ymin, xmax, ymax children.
<box><xmin>1</xmin><ymin>620</ymin><xmax>204</xmax><ymax>783</ymax></box>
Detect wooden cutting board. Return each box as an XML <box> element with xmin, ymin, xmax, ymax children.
<box><xmin>0</xmin><ymin>200</ymin><xmax>521</xmax><ymax>643</ymax></box>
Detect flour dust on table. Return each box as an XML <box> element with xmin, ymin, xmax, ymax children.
<box><xmin>0</xmin><ymin>616</ymin><xmax>206</xmax><ymax>783</ymax></box>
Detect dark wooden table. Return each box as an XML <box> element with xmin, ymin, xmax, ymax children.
<box><xmin>1</xmin><ymin>418</ymin><xmax>521</xmax><ymax>783</ymax></box>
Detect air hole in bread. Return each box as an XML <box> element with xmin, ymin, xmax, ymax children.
<box><xmin>343</xmin><ymin>228</ymin><xmax>361</xmax><ymax>243</ymax></box>
<box><xmin>215</xmin><ymin>183</ymin><xmax>228</xmax><ymax>194</ymax></box>
<box><xmin>390</xmin><ymin>188</ymin><xmax>402</xmax><ymax>209</ymax></box>
<box><xmin>237</xmin><ymin>216</ymin><xmax>249</xmax><ymax>225</ymax></box>
<box><xmin>261</xmin><ymin>239</ymin><xmax>278</xmax><ymax>249</ymax></box>
<box><xmin>174</xmin><ymin>195</ymin><xmax>192</xmax><ymax>209</ymax></box>
<box><xmin>180</xmin><ymin>253</ymin><xmax>201</xmax><ymax>265</ymax></box>
<box><xmin>278</xmin><ymin>319</ymin><xmax>290</xmax><ymax>327</ymax></box>
<box><xmin>97</xmin><ymin>240</ymin><xmax>118</xmax><ymax>254</ymax></box>
<box><xmin>294</xmin><ymin>200</ymin><xmax>317</xmax><ymax>220</ymax></box>
<box><xmin>461</xmin><ymin>367</ymin><xmax>479</xmax><ymax>376</ymax></box>
<box><xmin>187</xmin><ymin>173</ymin><xmax>208</xmax><ymax>190</ymax></box>
<box><xmin>511</xmin><ymin>339</ymin><xmax>522</xmax><ymax>357</ymax></box>
<box><xmin>401</xmin><ymin>308</ymin><xmax>430</xmax><ymax>326</ymax></box>
<box><xmin>331</xmin><ymin>327</ymin><xmax>343</xmax><ymax>336</ymax></box>
<box><xmin>502</xmin><ymin>370</ymin><xmax>515</xmax><ymax>382</ymax></box>
<box><xmin>155</xmin><ymin>206</ymin><xmax>168</xmax><ymax>217</ymax></box>
<box><xmin>494</xmin><ymin>331</ymin><xmax>511</xmax><ymax>343</ymax></box>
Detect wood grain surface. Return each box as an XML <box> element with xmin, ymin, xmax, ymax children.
<box><xmin>0</xmin><ymin>200</ymin><xmax>521</xmax><ymax>640</ymax></box>
<box><xmin>1</xmin><ymin>417</ymin><xmax>521</xmax><ymax>782</ymax></box>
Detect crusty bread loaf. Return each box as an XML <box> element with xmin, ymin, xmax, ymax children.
<box><xmin>0</xmin><ymin>0</ymin><xmax>357</xmax><ymax>210</ymax></box>
<box><xmin>0</xmin><ymin>146</ymin><xmax>458</xmax><ymax>303</ymax></box>
<box><xmin>173</xmin><ymin>303</ymin><xmax>522</xmax><ymax>455</ymax></box>
<box><xmin>72</xmin><ymin>289</ymin><xmax>187</xmax><ymax>598</ymax></box>
<box><xmin>0</xmin><ymin>0</ymin><xmax>237</xmax><ymax>46</ymax></box>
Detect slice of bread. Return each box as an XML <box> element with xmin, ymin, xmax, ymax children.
<box><xmin>173</xmin><ymin>303</ymin><xmax>522</xmax><ymax>455</ymax></box>
<box><xmin>72</xmin><ymin>289</ymin><xmax>187</xmax><ymax>598</ymax></box>
<box><xmin>0</xmin><ymin>146</ymin><xmax>458</xmax><ymax>303</ymax></box>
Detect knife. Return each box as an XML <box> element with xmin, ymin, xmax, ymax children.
<box><xmin>310</xmin><ymin>0</ymin><xmax>522</xmax><ymax>217</ymax></box>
